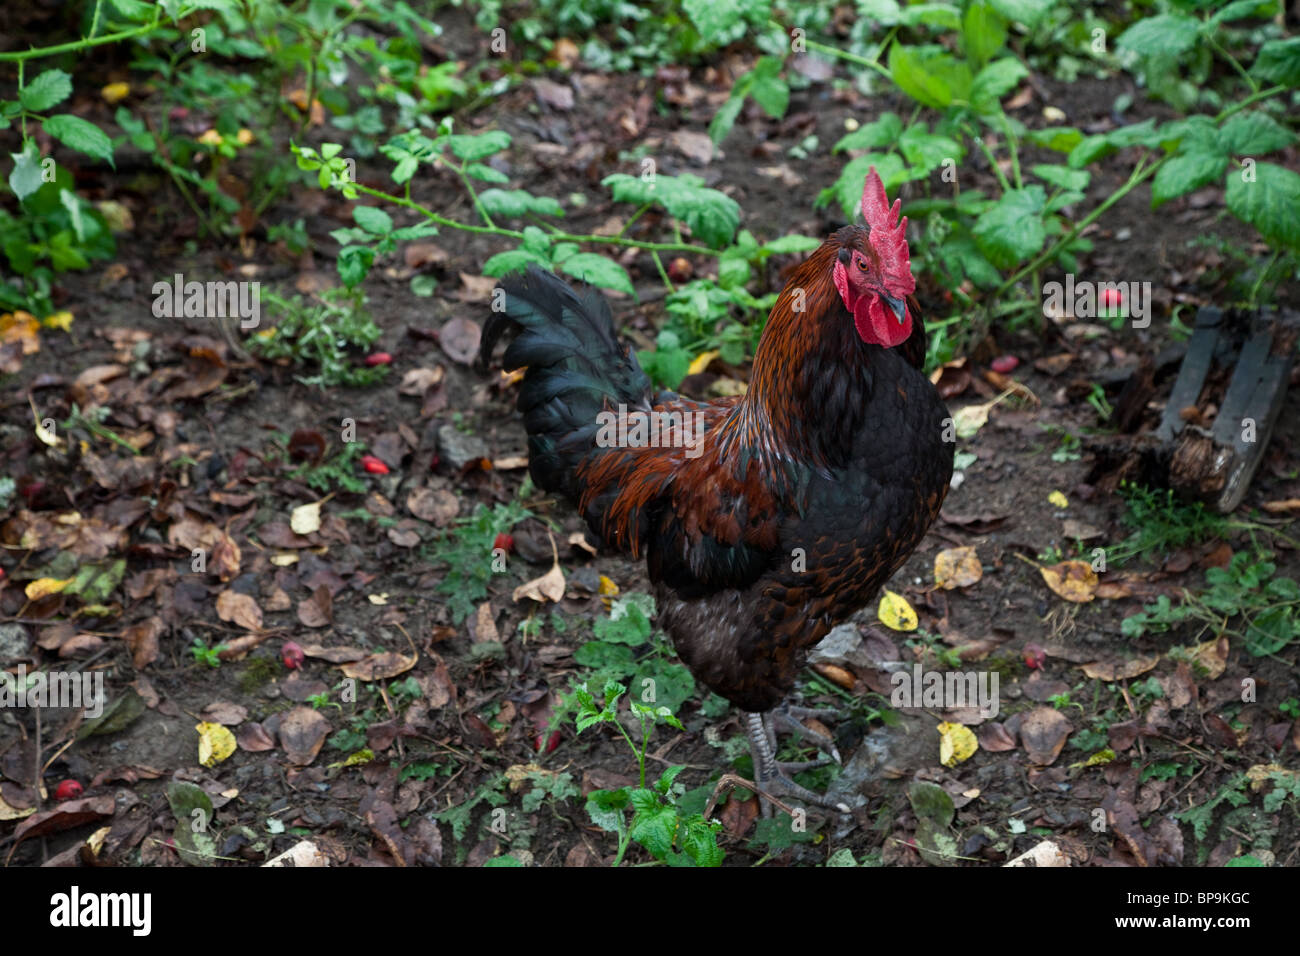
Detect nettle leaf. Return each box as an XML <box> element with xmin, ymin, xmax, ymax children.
<box><xmin>445</xmin><ymin>130</ymin><xmax>511</xmax><ymax>162</ymax></box>
<box><xmin>1226</xmin><ymin>161</ymin><xmax>1300</xmax><ymax>251</ymax></box>
<box><xmin>761</xmin><ymin>234</ymin><xmax>821</xmax><ymax>255</ymax></box>
<box><xmin>834</xmin><ymin>112</ymin><xmax>903</xmax><ymax>153</ymax></box>
<box><xmin>1157</xmin><ymin>115</ymin><xmax>1223</xmax><ymax>153</ymax></box>
<box><xmin>1105</xmin><ymin>118</ymin><xmax>1162</xmax><ymax>149</ymax></box>
<box><xmin>353</xmin><ymin>205</ymin><xmax>393</xmax><ymax>235</ymax></box>
<box><xmin>602</xmin><ymin>173</ymin><xmax>740</xmax><ymax>249</ymax></box>
<box><xmin>1211</xmin><ymin>0</ymin><xmax>1280</xmax><ymax>26</ymax></box>
<box><xmin>987</xmin><ymin>0</ymin><xmax>1055</xmax><ymax>27</ymax></box>
<box><xmin>478</xmin><ymin>189</ymin><xmax>563</xmax><ymax>218</ymax></box>
<box><xmin>1251</xmin><ymin>37</ymin><xmax>1300</xmax><ymax>87</ymax></box>
<box><xmin>898</xmin><ymin>3</ymin><xmax>961</xmax><ymax>30</ymax></box>
<box><xmin>465</xmin><ymin>162</ymin><xmax>509</xmax><ymax>184</ymax></box>
<box><xmin>1151</xmin><ymin>151</ymin><xmax>1228</xmax><ymax>208</ymax></box>
<box><xmin>483</xmin><ymin>247</ymin><xmax>552</xmax><ymax>277</ymax></box>
<box><xmin>1025</xmin><ymin>126</ymin><xmax>1083</xmax><ymax>153</ymax></box>
<box><xmin>561</xmin><ymin>253</ymin><xmax>634</xmax><ymax>295</ymax></box>
<box><xmin>337</xmin><ymin>245</ymin><xmax>375</xmax><ymax>287</ymax></box>
<box><xmin>708</xmin><ymin>93</ymin><xmax>746</xmax><ymax>147</ymax></box>
<box><xmin>43</xmin><ymin>114</ymin><xmax>114</xmax><ymax>166</ymax></box>
<box><xmin>1031</xmin><ymin>164</ymin><xmax>1090</xmax><ymax>191</ymax></box>
<box><xmin>1219</xmin><ymin>112</ymin><xmax>1296</xmax><ymax>156</ymax></box>
<box><xmin>20</xmin><ymin>69</ymin><xmax>72</xmax><ymax>112</ymax></box>
<box><xmin>971</xmin><ymin>57</ymin><xmax>1028</xmax><ymax>113</ymax></box>
<box><xmin>627</xmin><ymin>789</ymin><xmax>678</xmax><ymax>860</ymax></box>
<box><xmin>681</xmin><ymin>0</ymin><xmax>766</xmax><ymax>36</ymax></box>
<box><xmin>962</xmin><ymin>1</ymin><xmax>1007</xmax><ymax>68</ymax></box>
<box><xmin>585</xmin><ymin>787</ymin><xmax>629</xmax><ymax>832</ymax></box>
<box><xmin>890</xmin><ymin>45</ymin><xmax>971</xmax><ymax>109</ymax></box>
<box><xmin>749</xmin><ymin>56</ymin><xmax>789</xmax><ymax>119</ymax></box>
<box><xmin>1116</xmin><ymin>14</ymin><xmax>1201</xmax><ymax>58</ymax></box>
<box><xmin>899</xmin><ymin>126</ymin><xmax>962</xmax><ymax>174</ymax></box>
<box><xmin>973</xmin><ymin>186</ymin><xmax>1046</xmax><ymax>269</ymax></box>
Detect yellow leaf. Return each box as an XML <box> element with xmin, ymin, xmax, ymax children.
<box><xmin>341</xmin><ymin>749</ymin><xmax>374</xmax><ymax>767</ymax></box>
<box><xmin>1048</xmin><ymin>490</ymin><xmax>1068</xmax><ymax>509</ymax></box>
<box><xmin>290</xmin><ymin>501</ymin><xmax>322</xmax><ymax>535</ymax></box>
<box><xmin>196</xmin><ymin>722</ymin><xmax>237</xmax><ymax>767</ymax></box>
<box><xmin>198</xmin><ymin>129</ymin><xmax>223</xmax><ymax>146</ymax></box>
<box><xmin>1039</xmin><ymin>560</ymin><xmax>1098</xmax><ymax>602</ymax></box>
<box><xmin>1082</xmin><ymin>749</ymin><xmax>1115</xmax><ymax>767</ymax></box>
<box><xmin>367</xmin><ymin>593</ymin><xmax>389</xmax><ymax>605</ymax></box>
<box><xmin>41</xmin><ymin>311</ymin><xmax>74</xmax><ymax>332</ymax></box>
<box><xmin>101</xmin><ymin>82</ymin><xmax>130</xmax><ymax>104</ymax></box>
<box><xmin>934</xmin><ymin>546</ymin><xmax>982</xmax><ymax>589</ymax></box>
<box><xmin>877</xmin><ymin>589</ymin><xmax>917</xmax><ymax>631</ymax></box>
<box><xmin>236</xmin><ymin>128</ymin><xmax>254</xmax><ymax>146</ymax></box>
<box><xmin>25</xmin><ymin>577</ymin><xmax>71</xmax><ymax>600</ymax></box>
<box><xmin>938</xmin><ymin>722</ymin><xmax>978</xmax><ymax>767</ymax></box>
<box><xmin>687</xmin><ymin>349</ymin><xmax>720</xmax><ymax>376</ymax></box>
<box><xmin>1</xmin><ymin>310</ymin><xmax>41</xmax><ymax>354</ymax></box>
<box><xmin>598</xmin><ymin>573</ymin><xmax>619</xmax><ymax>609</ymax></box>
<box><xmin>0</xmin><ymin>791</ymin><xmax>36</xmax><ymax>821</ymax></box>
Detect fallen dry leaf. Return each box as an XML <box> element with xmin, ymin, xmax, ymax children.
<box><xmin>278</xmin><ymin>705</ymin><xmax>330</xmax><ymax>765</ymax></box>
<box><xmin>934</xmin><ymin>546</ymin><xmax>982</xmax><ymax>589</ymax></box>
<box><xmin>215</xmin><ymin>590</ymin><xmax>263</xmax><ymax>631</ymax></box>
<box><xmin>1040</xmin><ymin>560</ymin><xmax>1098</xmax><ymax>602</ymax></box>
<box><xmin>341</xmin><ymin>651</ymin><xmax>417</xmax><ymax>681</ymax></box>
<box><xmin>439</xmin><ymin>317</ymin><xmax>481</xmax><ymax>364</ymax></box>
<box><xmin>1080</xmin><ymin>655</ymin><xmax>1160</xmax><ymax>681</ymax></box>
<box><xmin>1019</xmin><ymin>706</ymin><xmax>1072</xmax><ymax>765</ymax></box>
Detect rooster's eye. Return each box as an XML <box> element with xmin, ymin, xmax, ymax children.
<box><xmin>856</xmin><ymin>259</ymin><xmax>868</xmax><ymax>272</ymax></box>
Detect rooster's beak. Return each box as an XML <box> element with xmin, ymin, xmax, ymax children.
<box><xmin>884</xmin><ymin>295</ymin><xmax>906</xmax><ymax>324</ymax></box>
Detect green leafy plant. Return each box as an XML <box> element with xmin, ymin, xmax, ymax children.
<box><xmin>253</xmin><ymin>287</ymin><xmax>388</xmax><ymax>388</ymax></box>
<box><xmin>429</xmin><ymin>499</ymin><xmax>532</xmax><ymax>623</ymax></box>
<box><xmin>1122</xmin><ymin>552</ymin><xmax>1300</xmax><ymax>658</ymax></box>
<box><xmin>575</xmin><ymin>679</ymin><xmax>723</xmax><ymax>866</ymax></box>
<box><xmin>190</xmin><ymin>637</ymin><xmax>225</xmax><ymax>668</ymax></box>
<box><xmin>1107</xmin><ymin>482</ymin><xmax>1230</xmax><ymax>567</ymax></box>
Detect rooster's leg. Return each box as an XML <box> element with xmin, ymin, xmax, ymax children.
<box><xmin>743</xmin><ymin>712</ymin><xmax>850</xmax><ymax>818</ymax></box>
<box><xmin>771</xmin><ymin>704</ymin><xmax>842</xmax><ymax>764</ymax></box>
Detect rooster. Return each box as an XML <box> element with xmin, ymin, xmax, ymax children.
<box><xmin>480</xmin><ymin>169</ymin><xmax>953</xmax><ymax>811</ymax></box>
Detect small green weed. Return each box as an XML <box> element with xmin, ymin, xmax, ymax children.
<box><xmin>253</xmin><ymin>287</ymin><xmax>387</xmax><ymax>388</ymax></box>
<box><xmin>576</xmin><ymin>679</ymin><xmax>723</xmax><ymax>867</ymax></box>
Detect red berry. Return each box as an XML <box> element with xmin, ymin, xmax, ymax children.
<box><xmin>361</xmin><ymin>455</ymin><xmax>390</xmax><ymax>474</ymax></box>
<box><xmin>54</xmin><ymin>780</ymin><xmax>82</xmax><ymax>801</ymax></box>
<box><xmin>493</xmin><ymin>533</ymin><xmax>514</xmax><ymax>554</ymax></box>
<box><xmin>281</xmin><ymin>641</ymin><xmax>305</xmax><ymax>670</ymax></box>
<box><xmin>991</xmin><ymin>355</ymin><xmax>1019</xmax><ymax>374</ymax></box>
<box><xmin>535</xmin><ymin>731</ymin><xmax>561</xmax><ymax>754</ymax></box>
<box><xmin>365</xmin><ymin>352</ymin><xmax>392</xmax><ymax>366</ymax></box>
<box><xmin>1101</xmin><ymin>288</ymin><xmax>1123</xmax><ymax>307</ymax></box>
<box><xmin>1023</xmin><ymin>642</ymin><xmax>1046</xmax><ymax>670</ymax></box>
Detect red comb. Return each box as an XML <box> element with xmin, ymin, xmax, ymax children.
<box><xmin>861</xmin><ymin>166</ymin><xmax>914</xmax><ymax>295</ymax></box>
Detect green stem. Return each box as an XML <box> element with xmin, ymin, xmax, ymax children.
<box><xmin>651</xmin><ymin>249</ymin><xmax>675</xmax><ymax>293</ymax></box>
<box><xmin>968</xmin><ymin>123</ymin><xmax>1011</xmax><ymax>193</ymax></box>
<box><xmin>0</xmin><ymin>5</ymin><xmax>182</xmax><ymax>60</ymax></box>
<box><xmin>343</xmin><ymin>180</ymin><xmax>721</xmax><ymax>256</ymax></box>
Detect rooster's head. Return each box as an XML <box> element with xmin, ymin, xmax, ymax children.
<box><xmin>832</xmin><ymin>166</ymin><xmax>915</xmax><ymax>348</ymax></box>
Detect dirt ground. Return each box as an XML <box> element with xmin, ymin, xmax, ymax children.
<box><xmin>2</xmin><ymin>13</ymin><xmax>1298</xmax><ymax>868</ymax></box>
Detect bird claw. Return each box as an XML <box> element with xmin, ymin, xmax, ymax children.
<box><xmin>770</xmin><ymin>704</ymin><xmax>842</xmax><ymax>764</ymax></box>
